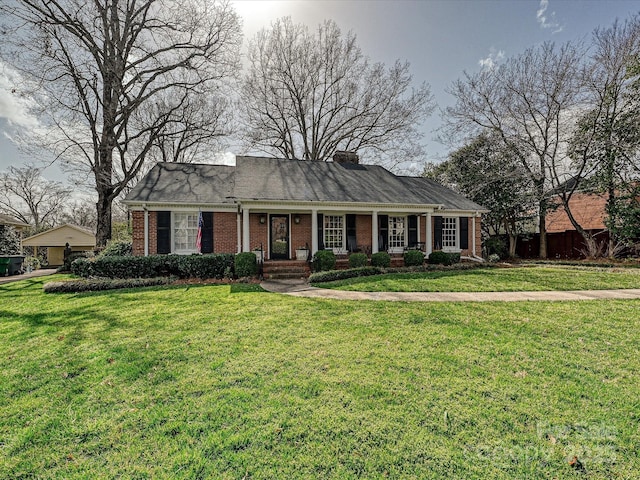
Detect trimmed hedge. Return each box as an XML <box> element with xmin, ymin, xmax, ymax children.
<box><xmin>428</xmin><ymin>251</ymin><xmax>461</xmax><ymax>266</ymax></box>
<box><xmin>310</xmin><ymin>266</ymin><xmax>382</xmax><ymax>283</ymax></box>
<box><xmin>371</xmin><ymin>251</ymin><xmax>391</xmax><ymax>268</ymax></box>
<box><xmin>235</xmin><ymin>252</ymin><xmax>258</xmax><ymax>278</ymax></box>
<box><xmin>44</xmin><ymin>277</ymin><xmax>173</xmax><ymax>293</ymax></box>
<box><xmin>348</xmin><ymin>253</ymin><xmax>368</xmax><ymax>268</ymax></box>
<box><xmin>404</xmin><ymin>250</ymin><xmax>425</xmax><ymax>267</ymax></box>
<box><xmin>71</xmin><ymin>253</ymin><xmax>235</xmax><ymax>279</ymax></box>
<box><xmin>312</xmin><ymin>250</ymin><xmax>337</xmax><ymax>272</ymax></box>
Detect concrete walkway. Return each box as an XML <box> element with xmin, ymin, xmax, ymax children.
<box><xmin>0</xmin><ymin>268</ymin><xmax>57</xmax><ymax>285</ymax></box>
<box><xmin>260</xmin><ymin>279</ymin><xmax>640</xmax><ymax>302</ymax></box>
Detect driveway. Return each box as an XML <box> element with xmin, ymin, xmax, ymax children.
<box><xmin>0</xmin><ymin>268</ymin><xmax>58</xmax><ymax>285</ymax></box>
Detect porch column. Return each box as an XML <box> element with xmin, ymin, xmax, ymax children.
<box><xmin>237</xmin><ymin>212</ymin><xmax>242</xmax><ymax>253</ymax></box>
<box><xmin>426</xmin><ymin>212</ymin><xmax>432</xmax><ymax>254</ymax></box>
<box><xmin>417</xmin><ymin>215</ymin><xmax>421</xmax><ymax>243</ymax></box>
<box><xmin>372</xmin><ymin>211</ymin><xmax>379</xmax><ymax>253</ymax></box>
<box><xmin>143</xmin><ymin>207</ymin><xmax>149</xmax><ymax>257</ymax></box>
<box><xmin>242</xmin><ymin>207</ymin><xmax>250</xmax><ymax>252</ymax></box>
<box><xmin>311</xmin><ymin>209</ymin><xmax>318</xmax><ymax>254</ymax></box>
<box><xmin>472</xmin><ymin>214</ymin><xmax>477</xmax><ymax>257</ymax></box>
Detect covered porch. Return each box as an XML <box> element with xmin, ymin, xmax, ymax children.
<box><xmin>240</xmin><ymin>202</ymin><xmax>482</xmax><ymax>262</ymax></box>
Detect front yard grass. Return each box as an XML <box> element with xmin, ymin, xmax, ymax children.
<box><xmin>1</xmin><ymin>274</ymin><xmax>638</xmax><ymax>479</ymax></box>
<box><xmin>314</xmin><ymin>265</ymin><xmax>640</xmax><ymax>292</ymax></box>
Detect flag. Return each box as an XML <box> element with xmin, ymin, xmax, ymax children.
<box><xmin>195</xmin><ymin>211</ymin><xmax>203</xmax><ymax>253</ymax></box>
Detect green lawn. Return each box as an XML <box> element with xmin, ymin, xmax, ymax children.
<box><xmin>314</xmin><ymin>266</ymin><xmax>640</xmax><ymax>292</ymax></box>
<box><xmin>1</xmin><ymin>274</ymin><xmax>639</xmax><ymax>479</ymax></box>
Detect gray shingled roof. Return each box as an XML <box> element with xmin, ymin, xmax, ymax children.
<box><xmin>125</xmin><ymin>157</ymin><xmax>485</xmax><ymax>212</ymax></box>
<box><xmin>125</xmin><ymin>163</ymin><xmax>236</xmax><ymax>204</ymax></box>
<box><xmin>0</xmin><ymin>213</ymin><xmax>29</xmax><ymax>227</ymax></box>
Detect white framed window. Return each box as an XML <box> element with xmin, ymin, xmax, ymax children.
<box><xmin>173</xmin><ymin>212</ymin><xmax>199</xmax><ymax>253</ymax></box>
<box><xmin>442</xmin><ymin>217</ymin><xmax>458</xmax><ymax>250</ymax></box>
<box><xmin>388</xmin><ymin>216</ymin><xmax>406</xmax><ymax>251</ymax></box>
<box><xmin>324</xmin><ymin>215</ymin><xmax>344</xmax><ymax>250</ymax></box>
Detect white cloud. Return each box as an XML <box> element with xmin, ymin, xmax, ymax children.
<box><xmin>478</xmin><ymin>48</ymin><xmax>505</xmax><ymax>70</ymax></box>
<box><xmin>536</xmin><ymin>0</ymin><xmax>563</xmax><ymax>33</ymax></box>
<box><xmin>0</xmin><ymin>62</ymin><xmax>39</xmax><ymax>129</ymax></box>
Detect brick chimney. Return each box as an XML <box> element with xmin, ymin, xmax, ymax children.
<box><xmin>332</xmin><ymin>151</ymin><xmax>359</xmax><ymax>164</ymax></box>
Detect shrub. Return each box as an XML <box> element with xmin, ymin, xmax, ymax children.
<box><xmin>312</xmin><ymin>250</ymin><xmax>336</xmax><ymax>272</ymax></box>
<box><xmin>404</xmin><ymin>250</ymin><xmax>425</xmax><ymax>267</ymax></box>
<box><xmin>488</xmin><ymin>253</ymin><xmax>501</xmax><ymax>263</ymax></box>
<box><xmin>235</xmin><ymin>252</ymin><xmax>258</xmax><ymax>278</ymax></box>
<box><xmin>60</xmin><ymin>251</ymin><xmax>92</xmax><ymax>272</ymax></box>
<box><xmin>71</xmin><ymin>254</ymin><xmax>234</xmax><ymax>279</ymax></box>
<box><xmin>370</xmin><ymin>251</ymin><xmax>391</xmax><ymax>268</ymax></box>
<box><xmin>44</xmin><ymin>277</ymin><xmax>172</xmax><ymax>293</ymax></box>
<box><xmin>428</xmin><ymin>251</ymin><xmax>461</xmax><ymax>266</ymax></box>
<box><xmin>0</xmin><ymin>225</ymin><xmax>21</xmax><ymax>255</ymax></box>
<box><xmin>348</xmin><ymin>253</ymin><xmax>368</xmax><ymax>268</ymax></box>
<box><xmin>99</xmin><ymin>240</ymin><xmax>132</xmax><ymax>257</ymax></box>
<box><xmin>484</xmin><ymin>235</ymin><xmax>508</xmax><ymax>259</ymax></box>
<box><xmin>24</xmin><ymin>256</ymin><xmax>41</xmax><ymax>271</ymax></box>
<box><xmin>310</xmin><ymin>266</ymin><xmax>382</xmax><ymax>283</ymax></box>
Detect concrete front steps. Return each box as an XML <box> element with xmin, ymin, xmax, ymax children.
<box><xmin>262</xmin><ymin>260</ymin><xmax>311</xmax><ymax>280</ymax></box>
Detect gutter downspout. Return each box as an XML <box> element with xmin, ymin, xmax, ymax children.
<box><xmin>471</xmin><ymin>211</ymin><xmax>484</xmax><ymax>262</ymax></box>
<box><xmin>143</xmin><ymin>205</ymin><xmax>149</xmax><ymax>257</ymax></box>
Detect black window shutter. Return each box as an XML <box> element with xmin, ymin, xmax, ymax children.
<box><xmin>317</xmin><ymin>213</ymin><xmax>324</xmax><ymax>250</ymax></box>
<box><xmin>157</xmin><ymin>211</ymin><xmax>171</xmax><ymax>254</ymax></box>
<box><xmin>346</xmin><ymin>214</ymin><xmax>357</xmax><ymax>252</ymax></box>
<box><xmin>201</xmin><ymin>212</ymin><xmax>214</xmax><ymax>253</ymax></box>
<box><xmin>378</xmin><ymin>215</ymin><xmax>389</xmax><ymax>251</ymax></box>
<box><xmin>460</xmin><ymin>217</ymin><xmax>469</xmax><ymax>250</ymax></box>
<box><xmin>434</xmin><ymin>216</ymin><xmax>443</xmax><ymax>250</ymax></box>
<box><xmin>408</xmin><ymin>215</ymin><xmax>418</xmax><ymax>247</ymax></box>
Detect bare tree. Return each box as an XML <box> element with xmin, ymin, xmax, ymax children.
<box><xmin>569</xmin><ymin>16</ymin><xmax>640</xmax><ymax>257</ymax></box>
<box><xmin>0</xmin><ymin>0</ymin><xmax>242</xmax><ymax>246</ymax></box>
<box><xmin>60</xmin><ymin>199</ymin><xmax>98</xmax><ymax>231</ymax></box>
<box><xmin>138</xmin><ymin>88</ymin><xmax>235</xmax><ymax>164</ymax></box>
<box><xmin>444</xmin><ymin>42</ymin><xmax>585</xmax><ymax>258</ymax></box>
<box><xmin>240</xmin><ymin>17</ymin><xmax>434</xmax><ymax>169</ymax></box>
<box><xmin>426</xmin><ymin>133</ymin><xmax>536</xmax><ymax>258</ymax></box>
<box><xmin>0</xmin><ymin>164</ymin><xmax>72</xmax><ymax>231</ymax></box>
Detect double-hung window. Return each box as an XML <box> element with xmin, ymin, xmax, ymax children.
<box><xmin>173</xmin><ymin>212</ymin><xmax>199</xmax><ymax>253</ymax></box>
<box><xmin>324</xmin><ymin>215</ymin><xmax>344</xmax><ymax>251</ymax></box>
<box><xmin>388</xmin><ymin>216</ymin><xmax>406</xmax><ymax>252</ymax></box>
<box><xmin>442</xmin><ymin>217</ymin><xmax>458</xmax><ymax>250</ymax></box>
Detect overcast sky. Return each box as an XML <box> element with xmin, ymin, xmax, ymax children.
<box><xmin>0</xmin><ymin>0</ymin><xmax>638</xmax><ymax>184</ymax></box>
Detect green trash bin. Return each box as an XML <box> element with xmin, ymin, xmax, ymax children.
<box><xmin>8</xmin><ymin>256</ymin><xmax>25</xmax><ymax>275</ymax></box>
<box><xmin>0</xmin><ymin>258</ymin><xmax>10</xmax><ymax>276</ymax></box>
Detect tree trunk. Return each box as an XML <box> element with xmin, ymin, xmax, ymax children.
<box><xmin>508</xmin><ymin>234</ymin><xmax>518</xmax><ymax>258</ymax></box>
<box><xmin>538</xmin><ymin>209</ymin><xmax>547</xmax><ymax>259</ymax></box>
<box><xmin>95</xmin><ymin>192</ymin><xmax>112</xmax><ymax>249</ymax></box>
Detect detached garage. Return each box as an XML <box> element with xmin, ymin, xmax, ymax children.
<box><xmin>21</xmin><ymin>224</ymin><xmax>96</xmax><ymax>266</ymax></box>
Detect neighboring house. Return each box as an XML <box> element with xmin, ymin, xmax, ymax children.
<box><xmin>547</xmin><ymin>192</ymin><xmax>611</xmax><ymax>258</ymax></box>
<box><xmin>0</xmin><ymin>213</ymin><xmax>30</xmax><ymax>232</ymax></box>
<box><xmin>517</xmin><ymin>192</ymin><xmax>610</xmax><ymax>259</ymax></box>
<box><xmin>124</xmin><ymin>154</ymin><xmax>486</xmax><ymax>261</ymax></box>
<box><xmin>21</xmin><ymin>224</ymin><xmax>96</xmax><ymax>266</ymax></box>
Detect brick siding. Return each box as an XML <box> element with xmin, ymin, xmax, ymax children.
<box><xmin>290</xmin><ymin>214</ymin><xmax>312</xmax><ymax>259</ymax></box>
<box><xmin>213</xmin><ymin>212</ymin><xmax>238</xmax><ymax>253</ymax></box>
<box><xmin>131</xmin><ymin>210</ymin><xmax>158</xmax><ymax>256</ymax></box>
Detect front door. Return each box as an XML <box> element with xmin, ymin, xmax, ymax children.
<box><xmin>270</xmin><ymin>215</ymin><xmax>289</xmax><ymax>259</ymax></box>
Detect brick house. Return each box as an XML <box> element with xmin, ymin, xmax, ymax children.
<box><xmin>123</xmin><ymin>154</ymin><xmax>486</xmax><ymax>260</ymax></box>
